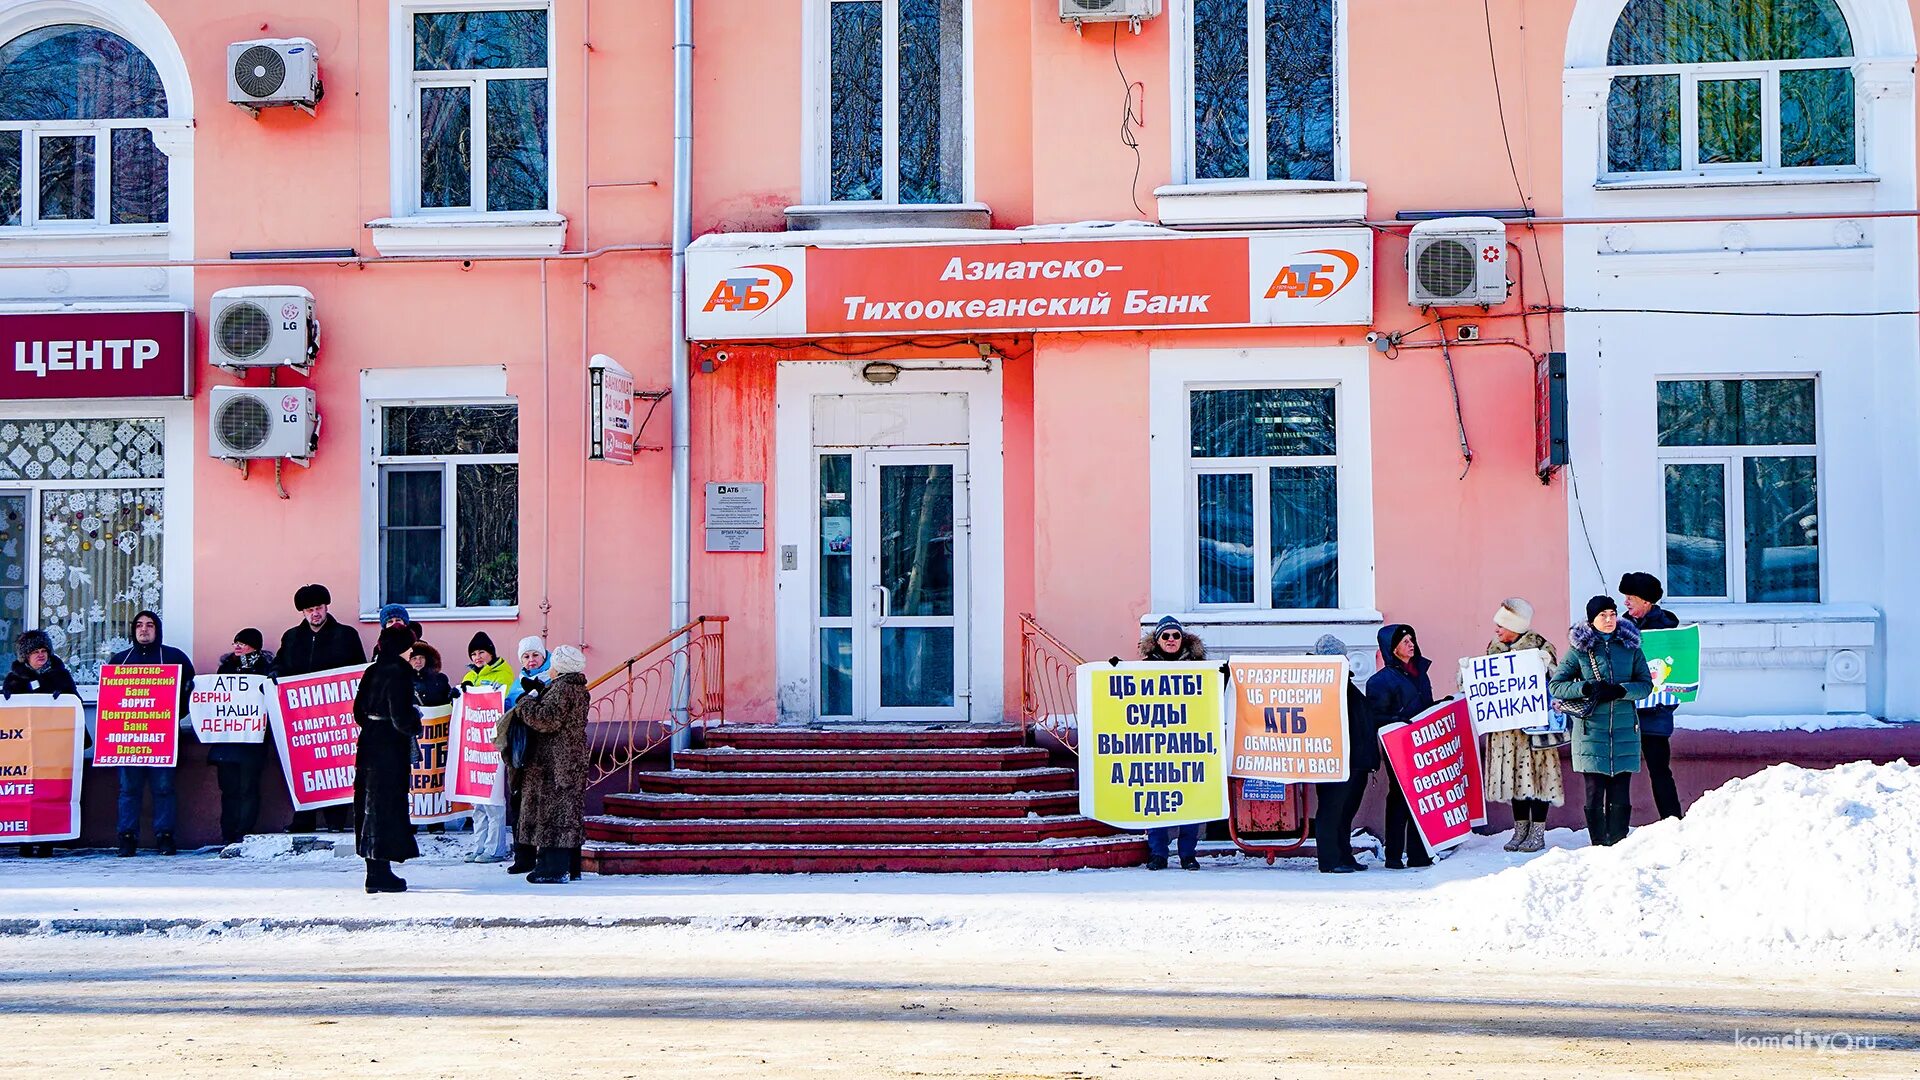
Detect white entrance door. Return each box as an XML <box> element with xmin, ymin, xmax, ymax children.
<box><xmin>815</xmin><ymin>447</ymin><xmax>970</xmax><ymax>721</ymax></box>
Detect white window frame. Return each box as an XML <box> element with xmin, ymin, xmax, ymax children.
<box><xmin>1600</xmin><ymin>57</ymin><xmax>1863</xmax><ymax>181</ymax></box>
<box><xmin>1656</xmin><ymin>375</ymin><xmax>1824</xmax><ymax>604</ymax></box>
<box><xmin>1148</xmin><ymin>348</ymin><xmax>1375</xmax><ymax>621</ymax></box>
<box><xmin>1170</xmin><ymin>0</ymin><xmax>1349</xmax><ymax>185</ymax></box>
<box><xmin>359</xmin><ymin>366</ymin><xmax>518</xmax><ymax>621</ymax></box>
<box><xmin>804</xmin><ymin>0</ymin><xmax>974</xmax><ymax>206</ymax></box>
<box><xmin>390</xmin><ymin>0</ymin><xmax>556</xmax><ymax>219</ymax></box>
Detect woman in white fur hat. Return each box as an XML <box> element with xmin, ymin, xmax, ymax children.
<box><xmin>1482</xmin><ymin>598</ymin><xmax>1563</xmax><ymax>853</ymax></box>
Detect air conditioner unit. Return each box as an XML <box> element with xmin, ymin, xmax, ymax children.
<box><xmin>210</xmin><ymin>386</ymin><xmax>318</xmax><ymax>463</ymax></box>
<box><xmin>1061</xmin><ymin>0</ymin><xmax>1162</xmax><ymax>26</ymax></box>
<box><xmin>1407</xmin><ymin>217</ymin><xmax>1509</xmax><ymax>308</ymax></box>
<box><xmin>210</xmin><ymin>286</ymin><xmax>318</xmax><ymax>373</ymax></box>
<box><xmin>227</xmin><ymin>38</ymin><xmax>322</xmax><ymax>115</ymax></box>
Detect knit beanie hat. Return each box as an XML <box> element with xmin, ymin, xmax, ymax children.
<box><xmin>1493</xmin><ymin>597</ymin><xmax>1534</xmax><ymax>635</ymax></box>
<box><xmin>1153</xmin><ymin>615</ymin><xmax>1184</xmax><ymax>637</ymax></box>
<box><xmin>1618</xmin><ymin>572</ymin><xmax>1664</xmax><ymax>604</ymax></box>
<box><xmin>1586</xmin><ymin>595</ymin><xmax>1618</xmax><ymax>624</ymax></box>
<box><xmin>548</xmin><ymin>644</ymin><xmax>586</xmax><ymax>676</ymax></box>
<box><xmin>1310</xmin><ymin>634</ymin><xmax>1348</xmax><ymax>656</ymax></box>
<box><xmin>468</xmin><ymin>632</ymin><xmax>497</xmax><ymax>659</ymax></box>
<box><xmin>516</xmin><ymin>635</ymin><xmax>547</xmax><ymax>660</ymax></box>
<box><xmin>234</xmin><ymin>627</ymin><xmax>265</xmax><ymax>652</ymax></box>
<box><xmin>378</xmin><ymin>603</ymin><xmax>411</xmax><ymax>627</ymax></box>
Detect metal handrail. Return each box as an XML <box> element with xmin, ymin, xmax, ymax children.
<box><xmin>1018</xmin><ymin>612</ymin><xmax>1084</xmax><ymax>751</ymax></box>
<box><xmin>585</xmin><ymin>615</ymin><xmax>728</xmax><ymax>789</ymax></box>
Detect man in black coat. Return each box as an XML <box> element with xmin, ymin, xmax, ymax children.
<box><xmin>107</xmin><ymin>611</ymin><xmax>195</xmax><ymax>856</ymax></box>
<box><xmin>1310</xmin><ymin>635</ymin><xmax>1379</xmax><ymax>873</ymax></box>
<box><xmin>277</xmin><ymin>584</ymin><xmax>366</xmax><ymax>832</ymax></box>
<box><xmin>1620</xmin><ymin>571</ymin><xmax>1685</xmax><ymax>821</ymax></box>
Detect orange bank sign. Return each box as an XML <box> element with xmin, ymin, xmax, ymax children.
<box><xmin>687</xmin><ymin>229</ymin><xmax>1372</xmax><ymax>340</ymax></box>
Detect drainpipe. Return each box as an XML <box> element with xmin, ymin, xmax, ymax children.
<box><xmin>669</xmin><ymin>0</ymin><xmax>694</xmax><ymax>734</ymax></box>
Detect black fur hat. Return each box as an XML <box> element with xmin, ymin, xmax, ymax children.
<box><xmin>293</xmin><ymin>583</ymin><xmax>331</xmax><ymax>610</ymax></box>
<box><xmin>1618</xmin><ymin>571</ymin><xmax>1664</xmax><ymax>604</ymax></box>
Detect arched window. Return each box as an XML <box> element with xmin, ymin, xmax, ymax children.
<box><xmin>0</xmin><ymin>23</ymin><xmax>170</xmax><ymax>227</ymax></box>
<box><xmin>1604</xmin><ymin>0</ymin><xmax>1857</xmax><ymax>176</ymax></box>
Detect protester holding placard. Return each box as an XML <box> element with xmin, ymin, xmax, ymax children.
<box><xmin>106</xmin><ymin>611</ymin><xmax>194</xmax><ymax>857</ymax></box>
<box><xmin>1136</xmin><ymin>616</ymin><xmax>1209</xmax><ymax>871</ymax></box>
<box><xmin>1552</xmin><ymin>596</ymin><xmax>1654</xmax><ymax>848</ymax></box>
<box><xmin>209</xmin><ymin>629</ymin><xmax>274</xmax><ymax>844</ymax></box>
<box><xmin>1619</xmin><ymin>572</ymin><xmax>1685</xmax><ymax>822</ymax></box>
<box><xmin>4</xmin><ymin>628</ymin><xmax>78</xmax><ymax>858</ymax></box>
<box><xmin>460</xmin><ymin>632</ymin><xmax>516</xmax><ymax>864</ymax></box>
<box><xmin>1309</xmin><ymin>635</ymin><xmax>1376</xmax><ymax>874</ymax></box>
<box><xmin>1365</xmin><ymin>624</ymin><xmax>1435</xmax><ymax>870</ymax></box>
<box><xmin>353</xmin><ymin>625</ymin><xmax>424</xmax><ymax>893</ymax></box>
<box><xmin>1479</xmin><ymin>598</ymin><xmax>1563</xmax><ymax>854</ymax></box>
<box><xmin>278</xmin><ymin>584</ymin><xmax>365</xmax><ymax>833</ymax></box>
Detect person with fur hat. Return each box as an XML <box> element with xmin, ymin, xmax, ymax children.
<box><xmin>460</xmin><ymin>632</ymin><xmax>516</xmax><ymax>863</ymax></box>
<box><xmin>106</xmin><ymin>611</ymin><xmax>196</xmax><ymax>857</ymax></box>
<box><xmin>1309</xmin><ymin>635</ymin><xmax>1378</xmax><ymax>874</ymax></box>
<box><xmin>352</xmin><ymin>625</ymin><xmax>425</xmax><ymax>893</ymax></box>
<box><xmin>1551</xmin><ymin>596</ymin><xmax>1654</xmax><ymax>847</ymax></box>
<box><xmin>508</xmin><ymin>644</ymin><xmax>591</xmax><ymax>884</ymax></box>
<box><xmin>277</xmin><ymin>584</ymin><xmax>366</xmax><ymax>833</ymax></box>
<box><xmin>1481</xmin><ymin>599</ymin><xmax>1563</xmax><ymax>853</ymax></box>
<box><xmin>1619</xmin><ymin>571</ymin><xmax>1684</xmax><ymax>821</ymax></box>
<box><xmin>1136</xmin><ymin>616</ymin><xmax>1209</xmax><ymax>870</ymax></box>
<box><xmin>211</xmin><ymin>629</ymin><xmax>275</xmax><ymax>845</ymax></box>
<box><xmin>4</xmin><ymin>629</ymin><xmax>76</xmax><ymax>859</ymax></box>
<box><xmin>407</xmin><ymin>640</ymin><xmax>454</xmax><ymax>708</ymax></box>
<box><xmin>1366</xmin><ymin>623</ymin><xmax>1435</xmax><ymax>869</ymax></box>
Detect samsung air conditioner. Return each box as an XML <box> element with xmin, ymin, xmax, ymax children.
<box><xmin>1407</xmin><ymin>217</ymin><xmax>1509</xmax><ymax>308</ymax></box>
<box><xmin>210</xmin><ymin>386</ymin><xmax>318</xmax><ymax>464</ymax></box>
<box><xmin>210</xmin><ymin>286</ymin><xmax>318</xmax><ymax>373</ymax></box>
<box><xmin>1061</xmin><ymin>0</ymin><xmax>1162</xmax><ymax>27</ymax></box>
<box><xmin>227</xmin><ymin>38</ymin><xmax>322</xmax><ymax>115</ymax></box>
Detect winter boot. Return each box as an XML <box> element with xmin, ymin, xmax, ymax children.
<box><xmin>1516</xmin><ymin>820</ymin><xmax>1547</xmax><ymax>853</ymax></box>
<box><xmin>364</xmin><ymin>859</ymin><xmax>407</xmax><ymax>894</ymax></box>
<box><xmin>1146</xmin><ymin>856</ymin><xmax>1168</xmax><ymax>871</ymax></box>
<box><xmin>526</xmin><ymin>847</ymin><xmax>570</xmax><ymax>884</ymax></box>
<box><xmin>505</xmin><ymin>843</ymin><xmax>536</xmax><ymax>874</ymax></box>
<box><xmin>1503</xmin><ymin>823</ymin><xmax>1525</xmax><ymax>852</ymax></box>
<box><xmin>1180</xmin><ymin>857</ymin><xmax>1201</xmax><ymax>871</ymax></box>
<box><xmin>568</xmin><ymin>847</ymin><xmax>583</xmax><ymax>881</ymax></box>
<box><xmin>117</xmin><ymin>832</ymin><xmax>137</xmax><ymax>858</ymax></box>
<box><xmin>1583</xmin><ymin>807</ymin><xmax>1607</xmax><ymax>846</ymax></box>
<box><xmin>1606</xmin><ymin>801</ymin><xmax>1633</xmax><ymax>847</ymax></box>
<box><xmin>156</xmin><ymin>832</ymin><xmax>177</xmax><ymax>857</ymax></box>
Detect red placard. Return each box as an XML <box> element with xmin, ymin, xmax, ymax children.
<box><xmin>447</xmin><ymin>688</ymin><xmax>507</xmax><ymax>805</ymax></box>
<box><xmin>92</xmin><ymin>664</ymin><xmax>182</xmax><ymax>768</ymax></box>
<box><xmin>808</xmin><ymin>237</ymin><xmax>1254</xmax><ymax>334</ymax></box>
<box><xmin>270</xmin><ymin>665</ymin><xmax>364</xmax><ymax>811</ymax></box>
<box><xmin>0</xmin><ymin>697</ymin><xmax>87</xmax><ymax>843</ymax></box>
<box><xmin>0</xmin><ymin>310</ymin><xmax>193</xmax><ymax>400</ymax></box>
<box><xmin>1378</xmin><ymin>699</ymin><xmax>1487</xmax><ymax>856</ymax></box>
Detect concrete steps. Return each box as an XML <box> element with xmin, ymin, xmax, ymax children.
<box><xmin>673</xmin><ymin>746</ymin><xmax>1053</xmax><ymax>773</ymax></box>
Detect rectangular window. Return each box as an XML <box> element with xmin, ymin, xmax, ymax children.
<box><xmin>1188</xmin><ymin>0</ymin><xmax>1336</xmax><ymax>183</ymax></box>
<box><xmin>1190</xmin><ymin>386</ymin><xmax>1339</xmax><ymax>609</ymax></box>
<box><xmin>1606</xmin><ymin>65</ymin><xmax>1857</xmax><ymax>177</ymax></box>
<box><xmin>825</xmin><ymin>0</ymin><xmax>964</xmax><ymax>204</ymax></box>
<box><xmin>375</xmin><ymin>403</ymin><xmax>519</xmax><ymax>612</ymax></box>
<box><xmin>0</xmin><ymin>419</ymin><xmax>167</xmax><ymax>686</ymax></box>
<box><xmin>409</xmin><ymin>6</ymin><xmax>551</xmax><ymax>214</ymax></box>
<box><xmin>1657</xmin><ymin>378</ymin><xmax>1819</xmax><ymax>602</ymax></box>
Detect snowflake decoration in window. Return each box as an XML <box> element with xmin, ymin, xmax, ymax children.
<box><xmin>42</xmin><ymin>582</ymin><xmax>65</xmax><ymax>608</ymax></box>
<box><xmin>40</xmin><ymin>555</ymin><xmax>65</xmax><ymax>583</ymax></box>
<box><xmin>128</xmin><ymin>563</ymin><xmax>159</xmax><ymax>590</ymax></box>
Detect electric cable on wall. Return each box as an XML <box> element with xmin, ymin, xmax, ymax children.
<box><xmin>1113</xmin><ymin>25</ymin><xmax>1148</xmax><ymax>218</ymax></box>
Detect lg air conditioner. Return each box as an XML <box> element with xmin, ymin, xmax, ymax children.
<box><xmin>210</xmin><ymin>386</ymin><xmax>318</xmax><ymax>464</ymax></box>
<box><xmin>227</xmin><ymin>38</ymin><xmax>322</xmax><ymax>115</ymax></box>
<box><xmin>1061</xmin><ymin>0</ymin><xmax>1162</xmax><ymax>27</ymax></box>
<box><xmin>210</xmin><ymin>286</ymin><xmax>318</xmax><ymax>373</ymax></box>
<box><xmin>1407</xmin><ymin>218</ymin><xmax>1509</xmax><ymax>308</ymax></box>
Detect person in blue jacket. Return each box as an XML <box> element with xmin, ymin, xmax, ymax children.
<box><xmin>107</xmin><ymin>610</ymin><xmax>195</xmax><ymax>857</ymax></box>
<box><xmin>1619</xmin><ymin>572</ymin><xmax>1684</xmax><ymax>821</ymax></box>
<box><xmin>1365</xmin><ymin>624</ymin><xmax>1435</xmax><ymax>870</ymax></box>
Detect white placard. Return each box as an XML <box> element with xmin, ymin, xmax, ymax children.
<box><xmin>1457</xmin><ymin>648</ymin><xmax>1554</xmax><ymax>737</ymax></box>
<box><xmin>187</xmin><ymin>673</ymin><xmax>271</xmax><ymax>744</ymax></box>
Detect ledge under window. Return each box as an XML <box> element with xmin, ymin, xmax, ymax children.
<box><xmin>360</xmin><ymin>608</ymin><xmax>519</xmax><ymax>624</ymax></box>
<box><xmin>785</xmin><ymin>202</ymin><xmax>992</xmax><ymax>232</ymax></box>
<box><xmin>365</xmin><ymin>213</ymin><xmax>568</xmax><ymax>257</ymax></box>
<box><xmin>1153</xmin><ymin>181</ymin><xmax>1367</xmax><ymax>227</ymax></box>
<box><xmin>1594</xmin><ymin>171</ymin><xmax>1879</xmax><ymax>192</ymax></box>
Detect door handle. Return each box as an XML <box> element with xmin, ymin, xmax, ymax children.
<box><xmin>871</xmin><ymin>584</ymin><xmax>892</xmax><ymax>626</ymax></box>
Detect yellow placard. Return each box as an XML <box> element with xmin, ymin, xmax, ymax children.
<box><xmin>1076</xmin><ymin>662</ymin><xmax>1228</xmax><ymax>829</ymax></box>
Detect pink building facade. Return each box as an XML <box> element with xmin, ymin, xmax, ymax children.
<box><xmin>4</xmin><ymin>1</ymin><xmax>1918</xmax><ymax>843</ymax></box>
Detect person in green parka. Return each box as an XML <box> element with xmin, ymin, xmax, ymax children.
<box><xmin>1550</xmin><ymin>595</ymin><xmax>1653</xmax><ymax>848</ymax></box>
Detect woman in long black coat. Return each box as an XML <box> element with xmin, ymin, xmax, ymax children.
<box><xmin>353</xmin><ymin>625</ymin><xmax>422</xmax><ymax>893</ymax></box>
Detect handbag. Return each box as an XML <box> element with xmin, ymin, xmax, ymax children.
<box><xmin>504</xmin><ymin>716</ymin><xmax>531</xmax><ymax>769</ymax></box>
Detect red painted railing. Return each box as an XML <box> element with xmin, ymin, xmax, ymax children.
<box><xmin>1018</xmin><ymin>613</ymin><xmax>1084</xmax><ymax>751</ymax></box>
<box><xmin>585</xmin><ymin>615</ymin><xmax>727</xmax><ymax>789</ymax></box>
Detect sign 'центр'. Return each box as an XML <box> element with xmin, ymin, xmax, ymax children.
<box><xmin>271</xmin><ymin>665</ymin><xmax>363</xmax><ymax>811</ymax></box>
<box><xmin>1076</xmin><ymin>661</ymin><xmax>1228</xmax><ymax>829</ymax></box>
<box><xmin>0</xmin><ymin>310</ymin><xmax>193</xmax><ymax>400</ymax></box>
<box><xmin>0</xmin><ymin>696</ymin><xmax>87</xmax><ymax>843</ymax></box>
<box><xmin>1378</xmin><ymin>699</ymin><xmax>1487</xmax><ymax>856</ymax></box>
<box><xmin>93</xmin><ymin>664</ymin><xmax>182</xmax><ymax>768</ymax></box>
<box><xmin>1227</xmin><ymin>656</ymin><xmax>1350</xmax><ymax>783</ymax></box>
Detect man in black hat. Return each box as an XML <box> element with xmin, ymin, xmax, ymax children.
<box><xmin>276</xmin><ymin>584</ymin><xmax>366</xmax><ymax>832</ymax></box>
<box><xmin>1619</xmin><ymin>571</ymin><xmax>1684</xmax><ymax>821</ymax></box>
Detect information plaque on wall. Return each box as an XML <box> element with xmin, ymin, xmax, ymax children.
<box><xmin>705</xmin><ymin>482</ymin><xmax>764</xmax><ymax>552</ymax></box>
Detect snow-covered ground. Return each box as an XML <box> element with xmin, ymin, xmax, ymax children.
<box><xmin>3</xmin><ymin>761</ymin><xmax>1914</xmax><ymax>975</ymax></box>
<box><xmin>1673</xmin><ymin>712</ymin><xmax>1894</xmax><ymax>732</ymax></box>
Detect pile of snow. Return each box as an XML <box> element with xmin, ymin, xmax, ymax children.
<box><xmin>1674</xmin><ymin>712</ymin><xmax>1893</xmax><ymax>733</ymax></box>
<box><xmin>1452</xmin><ymin>760</ymin><xmax>1919</xmax><ymax>963</ymax></box>
<box><xmin>218</xmin><ymin>833</ymin><xmax>472</xmax><ymax>864</ymax></box>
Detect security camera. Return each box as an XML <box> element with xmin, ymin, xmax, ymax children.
<box><xmin>1365</xmin><ymin>331</ymin><xmax>1381</xmax><ymax>344</ymax></box>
